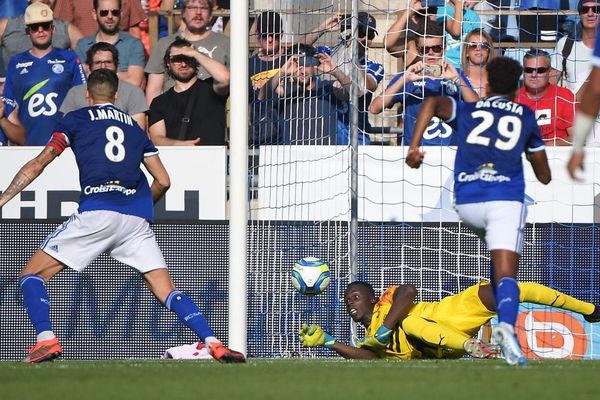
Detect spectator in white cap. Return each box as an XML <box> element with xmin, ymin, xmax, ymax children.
<box><xmin>2</xmin><ymin>1</ymin><xmax>86</xmax><ymax>145</ymax></box>
<box><xmin>0</xmin><ymin>0</ymin><xmax>83</xmax><ymax>68</ymax></box>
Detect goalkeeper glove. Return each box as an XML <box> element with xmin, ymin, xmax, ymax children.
<box><xmin>299</xmin><ymin>324</ymin><xmax>336</xmax><ymax>348</ymax></box>
<box><xmin>357</xmin><ymin>325</ymin><xmax>393</xmax><ymax>349</ymax></box>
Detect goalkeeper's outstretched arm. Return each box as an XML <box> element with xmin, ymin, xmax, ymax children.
<box><xmin>329</xmin><ymin>342</ymin><xmax>379</xmax><ymax>360</ymax></box>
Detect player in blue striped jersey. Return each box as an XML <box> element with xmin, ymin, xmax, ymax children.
<box><xmin>568</xmin><ymin>25</ymin><xmax>600</xmax><ymax>179</ymax></box>
<box><xmin>0</xmin><ymin>69</ymin><xmax>245</xmax><ymax>364</ymax></box>
<box><xmin>406</xmin><ymin>57</ymin><xmax>552</xmax><ymax>366</ymax></box>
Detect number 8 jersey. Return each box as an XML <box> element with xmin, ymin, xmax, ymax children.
<box><xmin>3</xmin><ymin>48</ymin><xmax>86</xmax><ymax>146</ymax></box>
<box><xmin>446</xmin><ymin>96</ymin><xmax>545</xmax><ymax>205</ymax></box>
<box><xmin>49</xmin><ymin>104</ymin><xmax>159</xmax><ymax>222</ymax></box>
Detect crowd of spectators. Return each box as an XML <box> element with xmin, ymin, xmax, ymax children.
<box><xmin>0</xmin><ymin>0</ymin><xmax>598</xmax><ymax>148</ymax></box>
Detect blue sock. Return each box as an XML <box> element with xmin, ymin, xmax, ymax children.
<box><xmin>165</xmin><ymin>290</ymin><xmax>214</xmax><ymax>342</ymax></box>
<box><xmin>20</xmin><ymin>274</ymin><xmax>53</xmax><ymax>335</ymax></box>
<box><xmin>495</xmin><ymin>277</ymin><xmax>520</xmax><ymax>327</ymax></box>
<box><xmin>489</xmin><ymin>263</ymin><xmax>497</xmax><ymax>300</ymax></box>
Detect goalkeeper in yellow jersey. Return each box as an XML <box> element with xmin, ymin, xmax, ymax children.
<box><xmin>299</xmin><ymin>281</ymin><xmax>600</xmax><ymax>360</ymax></box>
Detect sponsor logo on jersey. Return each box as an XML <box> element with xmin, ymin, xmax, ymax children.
<box><xmin>15</xmin><ymin>61</ymin><xmax>33</xmax><ymax>69</ymax></box>
<box><xmin>516</xmin><ymin>310</ymin><xmax>587</xmax><ymax>359</ymax></box>
<box><xmin>20</xmin><ymin>68</ymin><xmax>29</xmax><ymax>75</ymax></box>
<box><xmin>47</xmin><ymin>59</ymin><xmax>66</xmax><ymax>65</ymax></box>
<box><xmin>83</xmin><ymin>183</ymin><xmax>137</xmax><ymax>196</ymax></box>
<box><xmin>423</xmin><ymin>116</ymin><xmax>452</xmax><ymax>140</ymax></box>
<box><xmin>457</xmin><ymin>163</ymin><xmax>511</xmax><ymax>183</ymax></box>
<box><xmin>49</xmin><ymin>244</ymin><xmax>59</xmax><ymax>253</ymax></box>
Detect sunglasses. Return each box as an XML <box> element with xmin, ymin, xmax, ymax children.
<box><xmin>418</xmin><ymin>45</ymin><xmax>443</xmax><ymax>54</ymax></box>
<box><xmin>169</xmin><ymin>55</ymin><xmax>195</xmax><ymax>64</ymax></box>
<box><xmin>578</xmin><ymin>5</ymin><xmax>600</xmax><ymax>14</ymax></box>
<box><xmin>524</xmin><ymin>67</ymin><xmax>549</xmax><ymax>74</ymax></box>
<box><xmin>98</xmin><ymin>9</ymin><xmax>121</xmax><ymax>17</ymax></box>
<box><xmin>466</xmin><ymin>42</ymin><xmax>491</xmax><ymax>50</ymax></box>
<box><xmin>27</xmin><ymin>22</ymin><xmax>53</xmax><ymax>32</ymax></box>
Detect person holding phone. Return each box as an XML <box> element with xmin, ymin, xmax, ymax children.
<box><xmin>259</xmin><ymin>44</ymin><xmax>352</xmax><ymax>145</ymax></box>
<box><xmin>370</xmin><ymin>21</ymin><xmax>478</xmax><ymax>146</ymax></box>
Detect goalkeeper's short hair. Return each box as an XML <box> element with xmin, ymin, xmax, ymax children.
<box><xmin>346</xmin><ymin>281</ymin><xmax>376</xmax><ymax>298</ymax></box>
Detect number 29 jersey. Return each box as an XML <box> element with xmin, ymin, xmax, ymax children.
<box><xmin>446</xmin><ymin>96</ymin><xmax>545</xmax><ymax>205</ymax></box>
<box><xmin>52</xmin><ymin>104</ymin><xmax>159</xmax><ymax>222</ymax></box>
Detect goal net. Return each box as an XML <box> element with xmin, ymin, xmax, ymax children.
<box><xmin>246</xmin><ymin>0</ymin><xmax>600</xmax><ymax>359</ymax></box>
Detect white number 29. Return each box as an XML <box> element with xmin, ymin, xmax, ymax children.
<box><xmin>105</xmin><ymin>126</ymin><xmax>125</xmax><ymax>162</ymax></box>
<box><xmin>466</xmin><ymin>110</ymin><xmax>521</xmax><ymax>151</ymax></box>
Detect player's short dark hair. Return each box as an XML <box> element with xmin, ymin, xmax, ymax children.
<box><xmin>85</xmin><ymin>42</ymin><xmax>119</xmax><ymax>68</ymax></box>
<box><xmin>93</xmin><ymin>0</ymin><xmax>122</xmax><ymax>10</ymax></box>
<box><xmin>164</xmin><ymin>37</ymin><xmax>199</xmax><ymax>72</ymax></box>
<box><xmin>486</xmin><ymin>56</ymin><xmax>523</xmax><ymax>95</ymax></box>
<box><xmin>345</xmin><ymin>281</ymin><xmax>376</xmax><ymax>298</ymax></box>
<box><xmin>87</xmin><ymin>68</ymin><xmax>119</xmax><ymax>101</ymax></box>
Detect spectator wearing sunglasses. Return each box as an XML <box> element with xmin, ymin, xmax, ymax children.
<box><xmin>550</xmin><ymin>0</ymin><xmax>600</xmax><ymax>146</ymax></box>
<box><xmin>2</xmin><ymin>1</ymin><xmax>85</xmax><ymax>146</ymax></box>
<box><xmin>54</xmin><ymin>0</ymin><xmax>146</xmax><ymax>38</ymax></box>
<box><xmin>434</xmin><ymin>0</ymin><xmax>482</xmax><ymax>68</ymax></box>
<box><xmin>461</xmin><ymin>28</ymin><xmax>495</xmax><ymax>97</ymax></box>
<box><xmin>0</xmin><ymin>0</ymin><xmax>83</xmax><ymax>69</ymax></box>
<box><xmin>145</xmin><ymin>0</ymin><xmax>229</xmax><ymax>105</ymax></box>
<box><xmin>370</xmin><ymin>22</ymin><xmax>478</xmax><ymax>146</ymax></box>
<box><xmin>147</xmin><ymin>37</ymin><xmax>229</xmax><ymax>146</ymax></box>
<box><xmin>384</xmin><ymin>0</ymin><xmax>439</xmax><ymax>65</ymax></box>
<box><xmin>74</xmin><ymin>0</ymin><xmax>145</xmax><ymax>87</ymax></box>
<box><xmin>551</xmin><ymin>1</ymin><xmax>600</xmax><ymax>97</ymax></box>
<box><xmin>516</xmin><ymin>49</ymin><xmax>576</xmax><ymax>146</ymax></box>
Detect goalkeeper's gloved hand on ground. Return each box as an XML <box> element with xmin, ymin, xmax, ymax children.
<box><xmin>357</xmin><ymin>325</ymin><xmax>392</xmax><ymax>349</ymax></box>
<box><xmin>299</xmin><ymin>324</ymin><xmax>335</xmax><ymax>348</ymax></box>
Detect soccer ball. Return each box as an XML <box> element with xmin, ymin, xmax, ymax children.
<box><xmin>291</xmin><ymin>257</ymin><xmax>330</xmax><ymax>295</ymax></box>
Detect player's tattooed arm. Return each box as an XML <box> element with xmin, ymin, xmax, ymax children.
<box><xmin>0</xmin><ymin>146</ymin><xmax>59</xmax><ymax>207</ymax></box>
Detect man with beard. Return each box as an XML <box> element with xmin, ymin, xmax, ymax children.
<box><xmin>74</xmin><ymin>0</ymin><xmax>144</xmax><ymax>87</ymax></box>
<box><xmin>147</xmin><ymin>37</ymin><xmax>229</xmax><ymax>145</ymax></box>
<box><xmin>145</xmin><ymin>0</ymin><xmax>229</xmax><ymax>105</ymax></box>
<box><xmin>3</xmin><ymin>1</ymin><xmax>85</xmax><ymax>145</ymax></box>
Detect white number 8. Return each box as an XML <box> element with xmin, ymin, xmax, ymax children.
<box><xmin>105</xmin><ymin>126</ymin><xmax>125</xmax><ymax>162</ymax></box>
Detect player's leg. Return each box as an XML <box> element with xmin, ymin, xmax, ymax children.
<box><xmin>457</xmin><ymin>201</ymin><xmax>526</xmax><ymax>365</ymax></box>
<box><xmin>480</xmin><ymin>281</ymin><xmax>598</xmax><ymax>321</ymax></box>
<box><xmin>19</xmin><ymin>250</ymin><xmax>65</xmax><ymax>363</ymax></box>
<box><xmin>402</xmin><ymin>315</ymin><xmax>499</xmax><ymax>358</ymax></box>
<box><xmin>20</xmin><ymin>211</ymin><xmax>120</xmax><ymax>363</ymax></box>
<box><xmin>111</xmin><ymin>214</ymin><xmax>245</xmax><ymax>363</ymax></box>
<box><xmin>485</xmin><ymin>201</ymin><xmax>527</xmax><ymax>366</ymax></box>
<box><xmin>142</xmin><ymin>268</ymin><xmax>245</xmax><ymax>363</ymax></box>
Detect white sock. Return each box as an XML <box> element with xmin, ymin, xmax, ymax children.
<box><xmin>37</xmin><ymin>331</ymin><xmax>56</xmax><ymax>342</ymax></box>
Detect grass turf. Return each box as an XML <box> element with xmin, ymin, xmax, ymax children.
<box><xmin>1</xmin><ymin>359</ymin><xmax>599</xmax><ymax>400</ymax></box>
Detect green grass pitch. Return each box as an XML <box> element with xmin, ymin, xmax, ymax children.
<box><xmin>1</xmin><ymin>359</ymin><xmax>599</xmax><ymax>400</ymax></box>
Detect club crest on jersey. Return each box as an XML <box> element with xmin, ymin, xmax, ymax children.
<box><xmin>51</xmin><ymin>64</ymin><xmax>64</xmax><ymax>74</ymax></box>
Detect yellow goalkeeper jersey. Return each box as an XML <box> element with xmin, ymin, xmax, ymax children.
<box><xmin>366</xmin><ymin>284</ymin><xmax>495</xmax><ymax>360</ymax></box>
<box><xmin>366</xmin><ymin>287</ymin><xmax>422</xmax><ymax>360</ymax></box>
